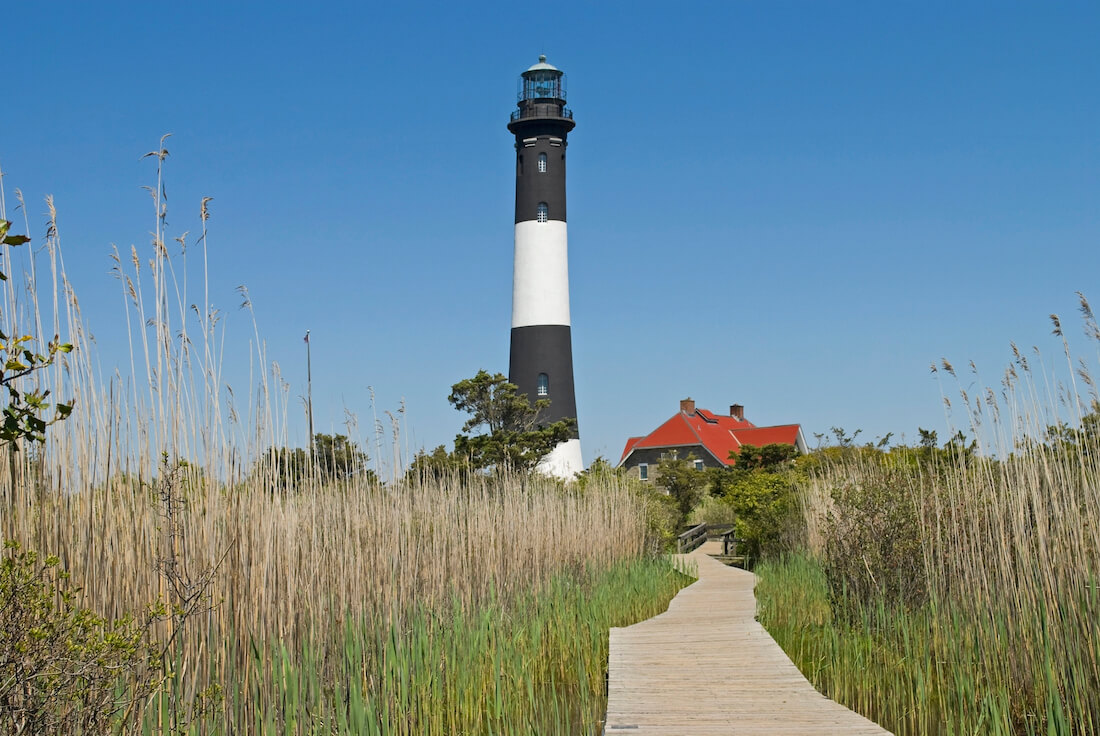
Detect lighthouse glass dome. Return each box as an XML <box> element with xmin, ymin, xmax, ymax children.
<box><xmin>520</xmin><ymin>70</ymin><xmax>566</xmax><ymax>101</ymax></box>
<box><xmin>517</xmin><ymin>55</ymin><xmax>567</xmax><ymax>101</ymax></box>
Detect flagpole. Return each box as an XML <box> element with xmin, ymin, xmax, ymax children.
<box><xmin>305</xmin><ymin>330</ymin><xmax>314</xmax><ymax>456</ymax></box>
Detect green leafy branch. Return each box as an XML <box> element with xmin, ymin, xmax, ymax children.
<box><xmin>0</xmin><ymin>219</ymin><xmax>74</xmax><ymax>448</ymax></box>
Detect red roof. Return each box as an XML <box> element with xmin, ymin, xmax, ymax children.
<box><xmin>620</xmin><ymin>436</ymin><xmax>644</xmax><ymax>458</ymax></box>
<box><xmin>731</xmin><ymin>425</ymin><xmax>802</xmax><ymax>448</ymax></box>
<box><xmin>618</xmin><ymin>408</ymin><xmax>803</xmax><ymax>467</ymax></box>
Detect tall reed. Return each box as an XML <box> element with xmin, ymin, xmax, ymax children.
<box><xmin>759</xmin><ymin>298</ymin><xmax>1100</xmax><ymax>735</ymax></box>
<box><xmin>0</xmin><ymin>152</ymin><xmax>673</xmax><ymax>732</ymax></box>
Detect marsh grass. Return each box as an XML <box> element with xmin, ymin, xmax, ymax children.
<box><xmin>758</xmin><ymin>298</ymin><xmax>1100</xmax><ymax>735</ymax></box>
<box><xmin>0</xmin><ymin>154</ymin><xmax>679</xmax><ymax>732</ymax></box>
<box><xmin>202</xmin><ymin>556</ymin><xmax>686</xmax><ymax>735</ymax></box>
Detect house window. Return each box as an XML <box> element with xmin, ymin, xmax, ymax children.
<box><xmin>538</xmin><ymin>152</ymin><xmax>547</xmax><ymax>173</ymax></box>
<box><xmin>537</xmin><ymin>202</ymin><xmax>548</xmax><ymax>222</ymax></box>
<box><xmin>639</xmin><ymin>463</ymin><xmax>648</xmax><ymax>481</ymax></box>
<box><xmin>537</xmin><ymin>373</ymin><xmax>549</xmax><ymax>397</ymax></box>
<box><xmin>694</xmin><ymin>459</ymin><xmax>704</xmax><ymax>471</ymax></box>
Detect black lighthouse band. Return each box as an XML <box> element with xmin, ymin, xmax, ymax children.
<box><xmin>513</xmin><ymin>135</ymin><xmax>569</xmax><ymax>224</ymax></box>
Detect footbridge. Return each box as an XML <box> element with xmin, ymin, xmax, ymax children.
<box><xmin>603</xmin><ymin>541</ymin><xmax>893</xmax><ymax>735</ymax></box>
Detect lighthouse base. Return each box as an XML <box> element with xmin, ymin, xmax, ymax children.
<box><xmin>537</xmin><ymin>438</ymin><xmax>584</xmax><ymax>480</ymax></box>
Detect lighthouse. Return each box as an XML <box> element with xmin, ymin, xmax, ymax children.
<box><xmin>507</xmin><ymin>55</ymin><xmax>582</xmax><ymax>478</ymax></box>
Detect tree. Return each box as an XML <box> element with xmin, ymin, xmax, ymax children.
<box><xmin>0</xmin><ymin>220</ymin><xmax>73</xmax><ymax>448</ymax></box>
<box><xmin>918</xmin><ymin>427</ymin><xmax>938</xmax><ymax>451</ymax></box>
<box><xmin>709</xmin><ymin>443</ymin><xmax>805</xmax><ymax>563</ymax></box>
<box><xmin>654</xmin><ymin>454</ymin><xmax>708</xmax><ymax>518</ymax></box>
<box><xmin>713</xmin><ymin>470</ymin><xmax>799</xmax><ymax>563</ymax></box>
<box><xmin>1043</xmin><ymin>401</ymin><xmax>1100</xmax><ymax>455</ymax></box>
<box><xmin>574</xmin><ymin>455</ymin><xmax>616</xmax><ymax>486</ymax></box>
<box><xmin>448</xmin><ymin>370</ymin><xmax>576</xmax><ymax>474</ymax></box>
<box><xmin>260</xmin><ymin>446</ymin><xmax>310</xmax><ymax>491</ymax></box>
<box><xmin>731</xmin><ymin>442</ymin><xmax>797</xmax><ymax>472</ymax></box>
<box><xmin>941</xmin><ymin>429</ymin><xmax>976</xmax><ymax>461</ymax></box>
<box><xmin>405</xmin><ymin>444</ymin><xmax>470</xmax><ymax>483</ymax></box>
<box><xmin>258</xmin><ymin>433</ymin><xmax>373</xmax><ymax>491</ymax></box>
<box><xmin>312</xmin><ymin>432</ymin><xmax>370</xmax><ymax>481</ymax></box>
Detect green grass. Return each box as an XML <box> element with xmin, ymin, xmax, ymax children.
<box><xmin>761</xmin><ymin>302</ymin><xmax>1100</xmax><ymax>736</ymax></box>
<box><xmin>141</xmin><ymin>556</ymin><xmax>687</xmax><ymax>735</ymax></box>
<box><xmin>756</xmin><ymin>554</ymin><xmax>1099</xmax><ymax>736</ymax></box>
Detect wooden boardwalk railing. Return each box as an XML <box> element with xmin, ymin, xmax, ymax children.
<box><xmin>676</xmin><ymin>523</ymin><xmax>708</xmax><ymax>553</ymax></box>
<box><xmin>603</xmin><ymin>541</ymin><xmax>893</xmax><ymax>735</ymax></box>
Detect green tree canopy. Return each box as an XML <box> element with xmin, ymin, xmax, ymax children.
<box><xmin>710</xmin><ymin>462</ymin><xmax>802</xmax><ymax>564</ymax></box>
<box><xmin>406</xmin><ymin>444</ymin><xmax>470</xmax><ymax>483</ymax></box>
<box><xmin>448</xmin><ymin>370</ymin><xmax>576</xmax><ymax>474</ymax></box>
<box><xmin>259</xmin><ymin>432</ymin><xmax>373</xmax><ymax>490</ymax></box>
<box><xmin>1043</xmin><ymin>402</ymin><xmax>1100</xmax><ymax>456</ymax></box>
<box><xmin>654</xmin><ymin>454</ymin><xmax>708</xmax><ymax>518</ymax></box>
<box><xmin>312</xmin><ymin>432</ymin><xmax>370</xmax><ymax>481</ymax></box>
<box><xmin>730</xmin><ymin>442</ymin><xmax>798</xmax><ymax>472</ymax></box>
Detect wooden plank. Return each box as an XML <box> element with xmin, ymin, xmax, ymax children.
<box><xmin>604</xmin><ymin>541</ymin><xmax>893</xmax><ymax>735</ymax></box>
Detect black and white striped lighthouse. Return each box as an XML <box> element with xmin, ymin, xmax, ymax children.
<box><xmin>507</xmin><ymin>55</ymin><xmax>582</xmax><ymax>477</ymax></box>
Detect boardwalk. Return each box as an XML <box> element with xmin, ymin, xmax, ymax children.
<box><xmin>603</xmin><ymin>542</ymin><xmax>893</xmax><ymax>735</ymax></box>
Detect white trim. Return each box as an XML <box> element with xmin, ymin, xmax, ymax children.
<box><xmin>795</xmin><ymin>427</ymin><xmax>809</xmax><ymax>455</ymax></box>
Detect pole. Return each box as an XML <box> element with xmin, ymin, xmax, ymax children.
<box><xmin>305</xmin><ymin>330</ymin><xmax>314</xmax><ymax>456</ymax></box>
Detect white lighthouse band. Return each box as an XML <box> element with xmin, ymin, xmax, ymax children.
<box><xmin>507</xmin><ymin>55</ymin><xmax>582</xmax><ymax>478</ymax></box>
<box><xmin>512</xmin><ymin>220</ymin><xmax>570</xmax><ymax>328</ymax></box>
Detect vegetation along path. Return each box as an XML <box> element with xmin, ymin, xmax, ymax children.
<box><xmin>603</xmin><ymin>541</ymin><xmax>893</xmax><ymax>735</ymax></box>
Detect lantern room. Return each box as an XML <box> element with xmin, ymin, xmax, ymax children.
<box><xmin>509</xmin><ymin>55</ymin><xmax>575</xmax><ymax>131</ymax></box>
<box><xmin>519</xmin><ymin>55</ymin><xmax>567</xmax><ymax>102</ymax></box>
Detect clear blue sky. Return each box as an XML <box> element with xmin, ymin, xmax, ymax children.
<box><xmin>3</xmin><ymin>1</ymin><xmax>1098</xmax><ymax>470</ymax></box>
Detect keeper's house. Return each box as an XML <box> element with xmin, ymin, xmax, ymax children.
<box><xmin>617</xmin><ymin>398</ymin><xmax>808</xmax><ymax>481</ymax></box>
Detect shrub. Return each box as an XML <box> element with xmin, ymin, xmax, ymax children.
<box><xmin>713</xmin><ymin>468</ymin><xmax>803</xmax><ymax>564</ymax></box>
<box><xmin>635</xmin><ymin>485</ymin><xmax>681</xmax><ymax>553</ymax></box>
<box><xmin>687</xmin><ymin>494</ymin><xmax>737</xmax><ymax>528</ymax></box>
<box><xmin>0</xmin><ymin>541</ymin><xmax>157</xmax><ymax>735</ymax></box>
<box><xmin>818</xmin><ymin>468</ymin><xmax>927</xmax><ymax>608</ymax></box>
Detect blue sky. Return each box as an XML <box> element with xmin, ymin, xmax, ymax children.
<box><xmin>3</xmin><ymin>1</ymin><xmax>1098</xmax><ymax>470</ymax></box>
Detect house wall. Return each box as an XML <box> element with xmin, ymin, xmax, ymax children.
<box><xmin>621</xmin><ymin>445</ymin><xmax>724</xmax><ymax>481</ymax></box>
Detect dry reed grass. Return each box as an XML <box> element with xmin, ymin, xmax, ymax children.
<box><xmin>781</xmin><ymin>297</ymin><xmax>1100</xmax><ymax>733</ymax></box>
<box><xmin>0</xmin><ymin>151</ymin><xmax>655</xmax><ymax>732</ymax></box>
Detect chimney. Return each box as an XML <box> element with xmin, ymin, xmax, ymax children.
<box><xmin>730</xmin><ymin>404</ymin><xmax>744</xmax><ymax>420</ymax></box>
<box><xmin>680</xmin><ymin>398</ymin><xmax>696</xmax><ymax>415</ymax></box>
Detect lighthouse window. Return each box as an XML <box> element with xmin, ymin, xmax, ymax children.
<box><xmin>517</xmin><ymin>155</ymin><xmax>523</xmax><ymax>175</ymax></box>
<box><xmin>537</xmin><ymin>373</ymin><xmax>549</xmax><ymax>397</ymax></box>
<box><xmin>537</xmin><ymin>202</ymin><xmax>549</xmax><ymax>222</ymax></box>
<box><xmin>538</xmin><ymin>153</ymin><xmax>547</xmax><ymax>173</ymax></box>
